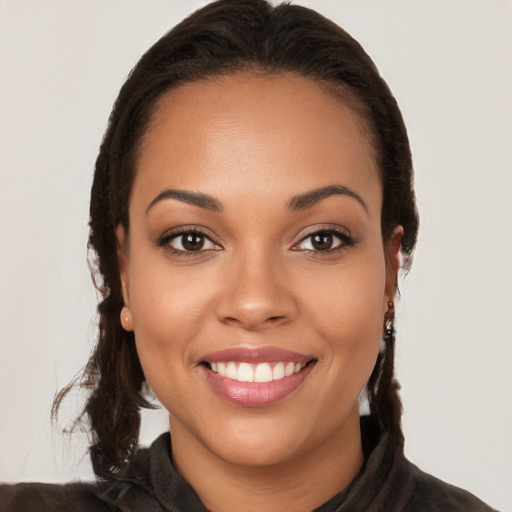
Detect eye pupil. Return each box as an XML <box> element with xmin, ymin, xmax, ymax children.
<box><xmin>182</xmin><ymin>233</ymin><xmax>204</xmax><ymax>251</ymax></box>
<box><xmin>312</xmin><ymin>233</ymin><xmax>333</xmax><ymax>250</ymax></box>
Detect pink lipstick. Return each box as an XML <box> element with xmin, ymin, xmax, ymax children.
<box><xmin>200</xmin><ymin>347</ymin><xmax>316</xmax><ymax>407</ymax></box>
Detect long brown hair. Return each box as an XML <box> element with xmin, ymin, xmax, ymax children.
<box><xmin>55</xmin><ymin>0</ymin><xmax>419</xmax><ymax>478</ymax></box>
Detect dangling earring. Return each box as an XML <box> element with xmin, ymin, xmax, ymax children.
<box><xmin>120</xmin><ymin>306</ymin><xmax>134</xmax><ymax>331</ymax></box>
<box><xmin>383</xmin><ymin>301</ymin><xmax>395</xmax><ymax>344</ymax></box>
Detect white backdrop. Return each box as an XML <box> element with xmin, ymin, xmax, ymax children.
<box><xmin>1</xmin><ymin>1</ymin><xmax>511</xmax><ymax>510</ymax></box>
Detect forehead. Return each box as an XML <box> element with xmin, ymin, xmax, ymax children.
<box><xmin>133</xmin><ymin>73</ymin><xmax>381</xmax><ymax>213</ymax></box>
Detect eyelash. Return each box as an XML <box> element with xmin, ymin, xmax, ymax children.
<box><xmin>292</xmin><ymin>226</ymin><xmax>356</xmax><ymax>254</ymax></box>
<box><xmin>156</xmin><ymin>225</ymin><xmax>356</xmax><ymax>256</ymax></box>
<box><xmin>156</xmin><ymin>226</ymin><xmax>221</xmax><ymax>257</ymax></box>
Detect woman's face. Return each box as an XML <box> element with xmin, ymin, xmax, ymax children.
<box><xmin>119</xmin><ymin>73</ymin><xmax>401</xmax><ymax>468</ymax></box>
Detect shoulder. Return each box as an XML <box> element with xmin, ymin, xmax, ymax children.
<box><xmin>0</xmin><ymin>435</ymin><xmax>173</xmax><ymax>512</ymax></box>
<box><xmin>0</xmin><ymin>482</ymin><xmax>111</xmax><ymax>512</ymax></box>
<box><xmin>401</xmin><ymin>460</ymin><xmax>499</xmax><ymax>512</ymax></box>
<box><xmin>0</xmin><ymin>478</ymin><xmax>165</xmax><ymax>512</ymax></box>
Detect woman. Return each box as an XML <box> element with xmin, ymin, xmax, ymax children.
<box><xmin>0</xmin><ymin>1</ymin><xmax>506</xmax><ymax>510</ymax></box>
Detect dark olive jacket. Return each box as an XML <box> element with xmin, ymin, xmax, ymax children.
<box><xmin>0</xmin><ymin>427</ymin><xmax>498</xmax><ymax>512</ymax></box>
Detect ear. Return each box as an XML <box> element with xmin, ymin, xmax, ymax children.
<box><xmin>116</xmin><ymin>224</ymin><xmax>131</xmax><ymax>308</ymax></box>
<box><xmin>384</xmin><ymin>225</ymin><xmax>404</xmax><ymax>300</ymax></box>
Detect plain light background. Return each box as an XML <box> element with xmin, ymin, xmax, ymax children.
<box><xmin>1</xmin><ymin>1</ymin><xmax>511</xmax><ymax>510</ymax></box>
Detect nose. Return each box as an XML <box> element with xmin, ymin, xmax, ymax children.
<box><xmin>215</xmin><ymin>250</ymin><xmax>298</xmax><ymax>331</ymax></box>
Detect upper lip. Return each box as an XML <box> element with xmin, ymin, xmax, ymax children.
<box><xmin>201</xmin><ymin>346</ymin><xmax>314</xmax><ymax>365</ymax></box>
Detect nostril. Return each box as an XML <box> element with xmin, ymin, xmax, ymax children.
<box><xmin>267</xmin><ymin>315</ymin><xmax>286</xmax><ymax>323</ymax></box>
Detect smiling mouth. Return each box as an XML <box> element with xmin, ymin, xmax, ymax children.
<box><xmin>201</xmin><ymin>350</ymin><xmax>317</xmax><ymax>406</ymax></box>
<box><xmin>203</xmin><ymin>360</ymin><xmax>315</xmax><ymax>383</ymax></box>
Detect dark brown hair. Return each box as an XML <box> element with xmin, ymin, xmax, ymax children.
<box><xmin>56</xmin><ymin>0</ymin><xmax>419</xmax><ymax>477</ymax></box>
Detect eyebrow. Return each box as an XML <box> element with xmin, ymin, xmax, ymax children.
<box><xmin>288</xmin><ymin>184</ymin><xmax>368</xmax><ymax>213</ymax></box>
<box><xmin>146</xmin><ymin>184</ymin><xmax>367</xmax><ymax>215</ymax></box>
<box><xmin>146</xmin><ymin>189</ymin><xmax>223</xmax><ymax>214</ymax></box>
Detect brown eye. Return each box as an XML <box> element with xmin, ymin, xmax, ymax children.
<box><xmin>294</xmin><ymin>229</ymin><xmax>354</xmax><ymax>253</ymax></box>
<box><xmin>311</xmin><ymin>233</ymin><xmax>334</xmax><ymax>251</ymax></box>
<box><xmin>182</xmin><ymin>233</ymin><xmax>205</xmax><ymax>251</ymax></box>
<box><xmin>167</xmin><ymin>231</ymin><xmax>218</xmax><ymax>252</ymax></box>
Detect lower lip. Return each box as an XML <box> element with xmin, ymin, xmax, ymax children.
<box><xmin>202</xmin><ymin>363</ymin><xmax>315</xmax><ymax>407</ymax></box>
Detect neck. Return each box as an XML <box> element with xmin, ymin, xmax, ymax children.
<box><xmin>169</xmin><ymin>408</ymin><xmax>364</xmax><ymax>512</ymax></box>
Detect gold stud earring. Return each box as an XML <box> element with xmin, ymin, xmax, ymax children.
<box><xmin>120</xmin><ymin>306</ymin><xmax>134</xmax><ymax>331</ymax></box>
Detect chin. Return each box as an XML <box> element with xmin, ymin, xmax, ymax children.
<box><xmin>209</xmin><ymin>428</ymin><xmax>310</xmax><ymax>468</ymax></box>
<box><xmin>182</xmin><ymin>401</ymin><xmax>360</xmax><ymax>470</ymax></box>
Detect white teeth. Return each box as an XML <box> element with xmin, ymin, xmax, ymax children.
<box><xmin>272</xmin><ymin>362</ymin><xmax>285</xmax><ymax>380</ymax></box>
<box><xmin>237</xmin><ymin>362</ymin><xmax>254</xmax><ymax>382</ymax></box>
<box><xmin>254</xmin><ymin>363</ymin><xmax>273</xmax><ymax>383</ymax></box>
<box><xmin>226</xmin><ymin>362</ymin><xmax>237</xmax><ymax>379</ymax></box>
<box><xmin>210</xmin><ymin>361</ymin><xmax>306</xmax><ymax>382</ymax></box>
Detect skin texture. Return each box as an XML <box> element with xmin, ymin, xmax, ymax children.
<box><xmin>118</xmin><ymin>73</ymin><xmax>402</xmax><ymax>512</ymax></box>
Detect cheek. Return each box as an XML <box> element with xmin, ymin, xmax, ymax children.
<box><xmin>299</xmin><ymin>249</ymin><xmax>386</xmax><ymax>376</ymax></box>
<box><xmin>304</xmin><ymin>247</ymin><xmax>386</xmax><ymax>320</ymax></box>
<box><xmin>127</xmin><ymin>257</ymin><xmax>217</xmax><ymax>389</ymax></box>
